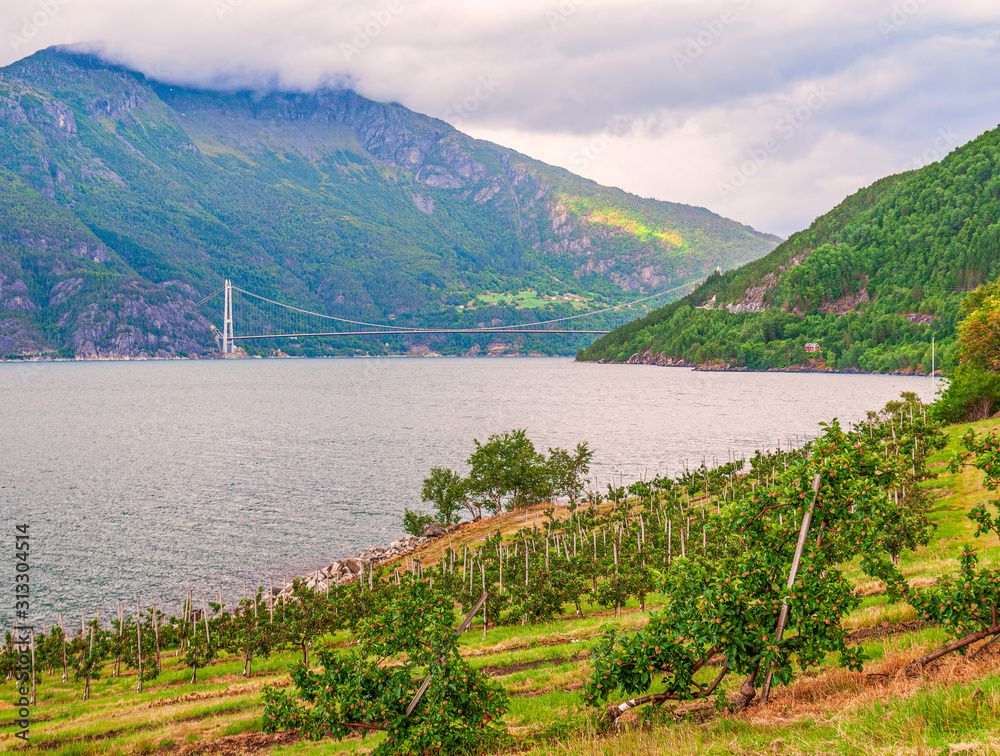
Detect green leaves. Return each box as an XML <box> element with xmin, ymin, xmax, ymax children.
<box><xmin>466</xmin><ymin>430</ymin><xmax>550</xmax><ymax>515</ymax></box>
<box><xmin>262</xmin><ymin>578</ymin><xmax>508</xmax><ymax>756</ymax></box>
<box><xmin>586</xmin><ymin>396</ymin><xmax>943</xmax><ymax>716</ymax></box>
<box><xmin>401</xmin><ymin>508</ymin><xmax>436</xmax><ymax>537</ymax></box>
<box><xmin>420</xmin><ymin>468</ymin><xmax>467</xmax><ymax>526</ymax></box>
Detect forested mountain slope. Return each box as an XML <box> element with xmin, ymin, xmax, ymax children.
<box><xmin>0</xmin><ymin>47</ymin><xmax>778</xmax><ymax>359</ymax></box>
<box><xmin>579</xmin><ymin>126</ymin><xmax>1000</xmax><ymax>374</ymax></box>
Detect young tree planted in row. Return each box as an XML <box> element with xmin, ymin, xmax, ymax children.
<box><xmin>263</xmin><ymin>578</ymin><xmax>507</xmax><ymax>755</ymax></box>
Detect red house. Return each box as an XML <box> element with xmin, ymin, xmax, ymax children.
<box><xmin>804</xmin><ymin>342</ymin><xmax>821</xmax><ymax>353</ymax></box>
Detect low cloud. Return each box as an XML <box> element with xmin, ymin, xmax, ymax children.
<box><xmin>1</xmin><ymin>0</ymin><xmax>999</xmax><ymax>236</ymax></box>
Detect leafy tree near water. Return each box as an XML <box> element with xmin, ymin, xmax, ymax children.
<box><xmin>466</xmin><ymin>429</ymin><xmax>551</xmax><ymax>515</ymax></box>
<box><xmin>420</xmin><ymin>467</ymin><xmax>468</xmax><ymax>526</ymax></box>
<box><xmin>547</xmin><ymin>442</ymin><xmax>594</xmax><ymax>508</ymax></box>
<box><xmin>402</xmin><ymin>508</ymin><xmax>436</xmax><ymax>537</ymax></box>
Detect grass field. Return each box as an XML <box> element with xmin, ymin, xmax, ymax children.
<box><xmin>4</xmin><ymin>418</ymin><xmax>1000</xmax><ymax>755</ymax></box>
<box><xmin>467</xmin><ymin>291</ymin><xmax>588</xmax><ymax>311</ymax></box>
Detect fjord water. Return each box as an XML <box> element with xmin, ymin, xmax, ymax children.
<box><xmin>1</xmin><ymin>357</ymin><xmax>931</xmax><ymax>626</ymax></box>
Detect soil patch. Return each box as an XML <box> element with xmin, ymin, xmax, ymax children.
<box><xmin>158</xmin><ymin>728</ymin><xmax>303</xmax><ymax>755</ymax></box>
<box><xmin>482</xmin><ymin>653</ymin><xmax>587</xmax><ymax>677</ymax></box>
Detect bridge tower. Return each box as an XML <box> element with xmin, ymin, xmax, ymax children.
<box><xmin>221</xmin><ymin>279</ymin><xmax>234</xmax><ymax>355</ymax></box>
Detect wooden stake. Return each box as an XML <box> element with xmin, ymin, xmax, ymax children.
<box><xmin>136</xmin><ymin>596</ymin><xmax>143</xmax><ymax>693</ymax></box>
<box><xmin>202</xmin><ymin>594</ymin><xmax>211</xmax><ymax>643</ymax></box>
<box><xmin>59</xmin><ymin>612</ymin><xmax>67</xmax><ymax>682</ymax></box>
<box><xmin>153</xmin><ymin>603</ymin><xmax>161</xmax><ymax>673</ymax></box>
<box><xmin>761</xmin><ymin>473</ymin><xmax>822</xmax><ymax>704</ymax></box>
<box><xmin>29</xmin><ymin>628</ymin><xmax>35</xmax><ymax>706</ymax></box>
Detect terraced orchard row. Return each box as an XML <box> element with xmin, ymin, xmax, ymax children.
<box><xmin>8</xmin><ymin>393</ymin><xmax>1000</xmax><ymax>754</ymax></box>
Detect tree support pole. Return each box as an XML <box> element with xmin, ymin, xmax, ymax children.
<box><xmin>761</xmin><ymin>473</ymin><xmax>821</xmax><ymax>704</ymax></box>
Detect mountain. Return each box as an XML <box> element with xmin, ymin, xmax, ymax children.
<box><xmin>578</xmin><ymin>125</ymin><xmax>1000</xmax><ymax>374</ymax></box>
<box><xmin>0</xmin><ymin>47</ymin><xmax>779</xmax><ymax>359</ymax></box>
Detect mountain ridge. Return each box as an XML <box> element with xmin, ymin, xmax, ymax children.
<box><xmin>0</xmin><ymin>46</ymin><xmax>779</xmax><ymax>359</ymax></box>
<box><xmin>578</xmin><ymin>127</ymin><xmax>1000</xmax><ymax>373</ymax></box>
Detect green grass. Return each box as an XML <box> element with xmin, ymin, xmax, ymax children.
<box><xmin>8</xmin><ymin>419</ymin><xmax>1000</xmax><ymax>755</ymax></box>
<box><xmin>468</xmin><ymin>290</ymin><xmax>590</xmax><ymax>311</ymax></box>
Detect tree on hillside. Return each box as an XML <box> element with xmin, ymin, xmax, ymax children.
<box><xmin>420</xmin><ymin>467</ymin><xmax>468</xmax><ymax>525</ymax></box>
<box><xmin>466</xmin><ymin>430</ymin><xmax>551</xmax><ymax>515</ymax></box>
<box><xmin>263</xmin><ymin>578</ymin><xmax>507</xmax><ymax>755</ymax></box>
<box><xmin>958</xmin><ymin>279</ymin><xmax>1000</xmax><ymax>372</ymax></box>
<box><xmin>934</xmin><ymin>279</ymin><xmax>1000</xmax><ymax>422</ymax></box>
<box><xmin>547</xmin><ymin>442</ymin><xmax>594</xmax><ymax>508</ymax></box>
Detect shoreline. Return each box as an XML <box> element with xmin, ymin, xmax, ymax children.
<box><xmin>0</xmin><ymin>352</ymin><xmax>570</xmax><ymax>364</ymax></box>
<box><xmin>594</xmin><ymin>348</ymin><xmax>941</xmax><ymax>378</ymax></box>
<box><xmin>272</xmin><ymin>525</ymin><xmax>464</xmax><ymax>600</ymax></box>
<box><xmin>1</xmin><ymin>350</ymin><xmax>943</xmax><ymax>378</ymax></box>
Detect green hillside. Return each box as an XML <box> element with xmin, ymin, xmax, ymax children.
<box><xmin>579</xmin><ymin>125</ymin><xmax>1000</xmax><ymax>373</ymax></box>
<box><xmin>0</xmin><ymin>47</ymin><xmax>779</xmax><ymax>359</ymax></box>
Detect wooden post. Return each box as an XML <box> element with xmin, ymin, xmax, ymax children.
<box><xmin>202</xmin><ymin>594</ymin><xmax>211</xmax><ymax>643</ymax></box>
<box><xmin>761</xmin><ymin>474</ymin><xmax>821</xmax><ymax>704</ymax></box>
<box><xmin>29</xmin><ymin>628</ymin><xmax>35</xmax><ymax>706</ymax></box>
<box><xmin>59</xmin><ymin>612</ymin><xmax>68</xmax><ymax>682</ymax></box>
<box><xmin>115</xmin><ymin>603</ymin><xmax>122</xmax><ymax>677</ymax></box>
<box><xmin>136</xmin><ymin>596</ymin><xmax>143</xmax><ymax>693</ymax></box>
<box><xmin>154</xmin><ymin>603</ymin><xmax>161</xmax><ymax>673</ymax></box>
<box><xmin>481</xmin><ymin>564</ymin><xmax>487</xmax><ymax>640</ymax></box>
<box><xmin>179</xmin><ymin>594</ymin><xmax>187</xmax><ymax>656</ymax></box>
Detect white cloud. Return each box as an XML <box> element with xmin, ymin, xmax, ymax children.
<box><xmin>1</xmin><ymin>0</ymin><xmax>1000</xmax><ymax>235</ymax></box>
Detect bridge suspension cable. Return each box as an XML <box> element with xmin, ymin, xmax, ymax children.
<box><xmin>231</xmin><ymin>286</ymin><xmax>424</xmax><ymax>331</ymax></box>
<box><xmin>202</xmin><ymin>275</ymin><xmax>705</xmax><ymax>343</ymax></box>
<box><xmin>486</xmin><ymin>278</ymin><xmax>702</xmax><ymax>330</ymax></box>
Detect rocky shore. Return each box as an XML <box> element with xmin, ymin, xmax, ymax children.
<box><xmin>606</xmin><ymin>348</ymin><xmax>924</xmax><ymax>376</ymax></box>
<box><xmin>274</xmin><ymin>524</ymin><xmax>454</xmax><ymax>601</ymax></box>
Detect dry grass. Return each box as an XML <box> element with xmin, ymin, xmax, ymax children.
<box><xmin>843</xmin><ymin>603</ymin><xmax>920</xmax><ymax>631</ymax></box>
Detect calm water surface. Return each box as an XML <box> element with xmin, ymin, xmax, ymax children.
<box><xmin>0</xmin><ymin>357</ymin><xmax>932</xmax><ymax>626</ymax></box>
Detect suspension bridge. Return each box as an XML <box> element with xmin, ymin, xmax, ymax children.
<box><xmin>196</xmin><ymin>279</ymin><xmax>702</xmax><ymax>354</ymax></box>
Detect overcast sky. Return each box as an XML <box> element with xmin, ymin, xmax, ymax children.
<box><xmin>2</xmin><ymin>0</ymin><xmax>999</xmax><ymax>237</ymax></box>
